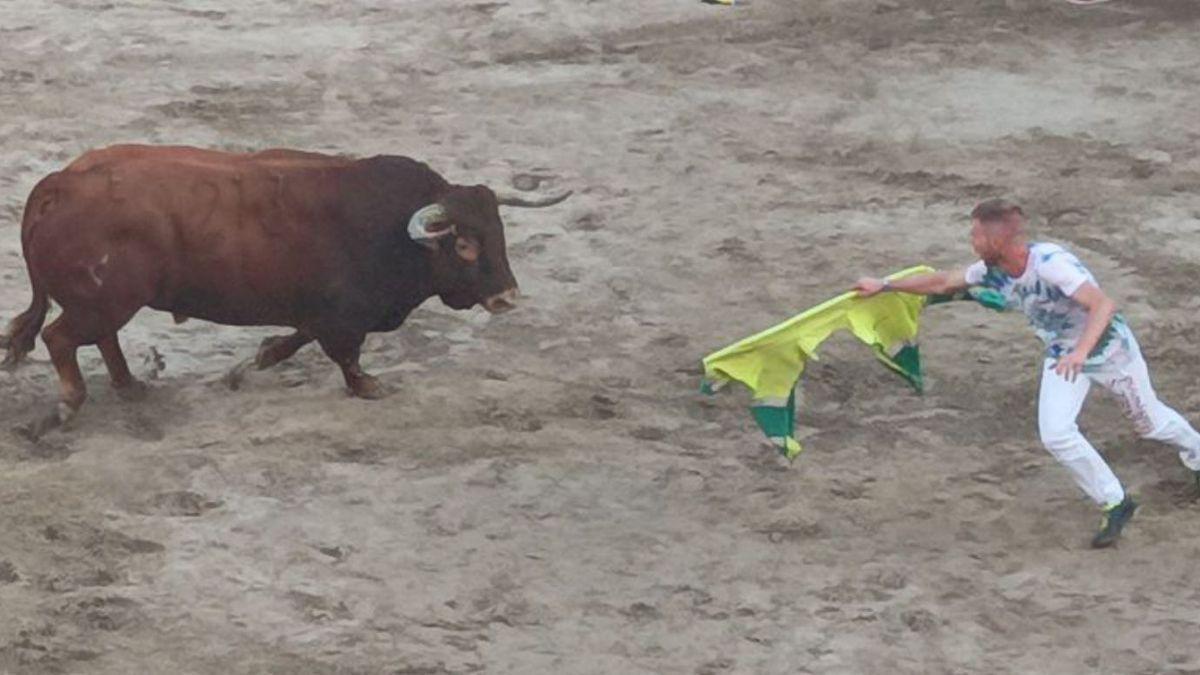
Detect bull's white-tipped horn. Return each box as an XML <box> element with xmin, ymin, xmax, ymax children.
<box><xmin>407</xmin><ymin>204</ymin><xmax>452</xmax><ymax>243</ymax></box>
<box><xmin>494</xmin><ymin>190</ymin><xmax>573</xmax><ymax>208</ymax></box>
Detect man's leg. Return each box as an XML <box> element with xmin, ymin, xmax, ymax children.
<box><xmin>1039</xmin><ymin>358</ymin><xmax>1126</xmax><ymax>507</ymax></box>
<box><xmin>1094</xmin><ymin>337</ymin><xmax>1200</xmax><ymax>472</ymax></box>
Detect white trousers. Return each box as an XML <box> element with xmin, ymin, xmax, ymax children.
<box><xmin>1038</xmin><ymin>334</ymin><xmax>1200</xmax><ymax>507</ymax></box>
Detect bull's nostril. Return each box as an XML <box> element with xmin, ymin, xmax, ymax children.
<box><xmin>482</xmin><ymin>288</ymin><xmax>519</xmax><ymax>314</ymax></box>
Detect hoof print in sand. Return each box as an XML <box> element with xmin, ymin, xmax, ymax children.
<box><xmin>57</xmin><ymin>595</ymin><xmax>144</xmax><ymax>632</ymax></box>
<box><xmin>900</xmin><ymin>608</ymin><xmax>940</xmax><ymax>632</ymax></box>
<box><xmin>0</xmin><ymin>560</ymin><xmax>19</xmax><ymax>584</ymax></box>
<box><xmin>287</xmin><ymin>591</ymin><xmax>353</xmax><ymax>624</ymax></box>
<box><xmin>137</xmin><ymin>491</ymin><xmax>223</xmax><ymax>517</ymax></box>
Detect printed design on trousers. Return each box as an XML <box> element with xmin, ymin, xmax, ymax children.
<box><xmin>1107</xmin><ymin>374</ymin><xmax>1155</xmax><ymax>436</ymax></box>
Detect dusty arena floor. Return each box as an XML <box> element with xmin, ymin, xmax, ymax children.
<box><xmin>2</xmin><ymin>1</ymin><xmax>1200</xmax><ymax>673</ymax></box>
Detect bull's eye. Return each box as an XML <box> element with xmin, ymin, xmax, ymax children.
<box><xmin>455</xmin><ymin>238</ymin><xmax>479</xmax><ymax>262</ymax></box>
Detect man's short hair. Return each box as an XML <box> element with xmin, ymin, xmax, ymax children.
<box><xmin>971</xmin><ymin>198</ymin><xmax>1024</xmax><ymax>225</ymax></box>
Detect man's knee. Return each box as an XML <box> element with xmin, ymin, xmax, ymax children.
<box><xmin>1039</xmin><ymin>423</ymin><xmax>1088</xmax><ymax>461</ymax></box>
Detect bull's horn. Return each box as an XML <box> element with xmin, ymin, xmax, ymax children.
<box><xmin>407</xmin><ymin>204</ymin><xmax>452</xmax><ymax>243</ymax></box>
<box><xmin>494</xmin><ymin>190</ymin><xmax>573</xmax><ymax>208</ymax></box>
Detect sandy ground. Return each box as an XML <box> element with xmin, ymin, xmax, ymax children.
<box><xmin>2</xmin><ymin>1</ymin><xmax>1200</xmax><ymax>673</ymax></box>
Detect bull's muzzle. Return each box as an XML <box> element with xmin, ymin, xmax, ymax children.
<box><xmin>483</xmin><ymin>288</ymin><xmax>519</xmax><ymax>314</ymax></box>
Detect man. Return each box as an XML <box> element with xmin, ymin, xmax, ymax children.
<box><xmin>855</xmin><ymin>198</ymin><xmax>1200</xmax><ymax>548</ymax></box>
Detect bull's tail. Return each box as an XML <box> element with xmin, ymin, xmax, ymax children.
<box><xmin>2</xmin><ymin>282</ymin><xmax>49</xmax><ymax>368</ymax></box>
<box><xmin>3</xmin><ymin>171</ymin><xmax>58</xmax><ymax>367</ymax></box>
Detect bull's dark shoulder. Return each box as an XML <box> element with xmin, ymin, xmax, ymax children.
<box><xmin>308</xmin><ymin>156</ymin><xmax>451</xmax><ymax>332</ymax></box>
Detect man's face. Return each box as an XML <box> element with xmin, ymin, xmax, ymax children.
<box><xmin>970</xmin><ymin>218</ymin><xmax>1003</xmax><ymax>265</ymax></box>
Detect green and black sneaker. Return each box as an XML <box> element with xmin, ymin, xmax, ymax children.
<box><xmin>1092</xmin><ymin>496</ymin><xmax>1137</xmax><ymax>549</ymax></box>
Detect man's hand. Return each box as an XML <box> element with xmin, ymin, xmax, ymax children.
<box><xmin>854</xmin><ymin>277</ymin><xmax>888</xmax><ymax>297</ymax></box>
<box><xmin>854</xmin><ymin>269</ymin><xmax>971</xmax><ymax>297</ymax></box>
<box><xmin>1054</xmin><ymin>350</ymin><xmax>1088</xmax><ymax>382</ymax></box>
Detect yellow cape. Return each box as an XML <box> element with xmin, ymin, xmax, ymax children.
<box><xmin>701</xmin><ymin>266</ymin><xmax>934</xmax><ymax>459</ymax></box>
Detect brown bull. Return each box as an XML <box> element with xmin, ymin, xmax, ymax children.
<box><xmin>2</xmin><ymin>144</ymin><xmax>568</xmax><ymax>434</ymax></box>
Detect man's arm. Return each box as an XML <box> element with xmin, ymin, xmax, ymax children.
<box><xmin>1054</xmin><ymin>282</ymin><xmax>1117</xmax><ymax>381</ymax></box>
<box><xmin>855</xmin><ymin>268</ymin><xmax>970</xmax><ymax>297</ymax></box>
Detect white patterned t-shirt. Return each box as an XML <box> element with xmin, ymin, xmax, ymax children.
<box><xmin>964</xmin><ymin>242</ymin><xmax>1132</xmax><ymax>364</ymax></box>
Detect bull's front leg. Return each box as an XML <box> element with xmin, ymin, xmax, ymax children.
<box><xmin>225</xmin><ymin>330</ymin><xmax>316</xmax><ymax>391</ymax></box>
<box><xmin>316</xmin><ymin>332</ymin><xmax>388</xmax><ymax>400</ymax></box>
<box><xmin>256</xmin><ymin>330</ymin><xmax>314</xmax><ymax>369</ymax></box>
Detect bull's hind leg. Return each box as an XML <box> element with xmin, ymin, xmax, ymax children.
<box><xmin>17</xmin><ymin>313</ymin><xmax>92</xmax><ymax>439</ymax></box>
<box><xmin>14</xmin><ymin>226</ymin><xmax>155</xmax><ymax>437</ymax></box>
<box><xmin>20</xmin><ymin>317</ymin><xmax>141</xmax><ymax>438</ymax></box>
<box><xmin>316</xmin><ymin>332</ymin><xmax>388</xmax><ymax>400</ymax></box>
<box><xmin>43</xmin><ymin>314</ymin><xmax>89</xmax><ymax>413</ymax></box>
<box><xmin>98</xmin><ymin>333</ymin><xmax>147</xmax><ymax>401</ymax></box>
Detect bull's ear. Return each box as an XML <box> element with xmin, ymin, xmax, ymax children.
<box><xmin>455</xmin><ymin>237</ymin><xmax>480</xmax><ymax>262</ymax></box>
<box><xmin>407</xmin><ymin>204</ymin><xmax>454</xmax><ymax>248</ymax></box>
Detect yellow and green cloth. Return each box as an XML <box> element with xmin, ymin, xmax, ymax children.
<box><xmin>701</xmin><ymin>266</ymin><xmax>998</xmax><ymax>460</ymax></box>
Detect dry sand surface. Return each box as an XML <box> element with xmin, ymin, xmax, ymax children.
<box><xmin>2</xmin><ymin>1</ymin><xmax>1200</xmax><ymax>673</ymax></box>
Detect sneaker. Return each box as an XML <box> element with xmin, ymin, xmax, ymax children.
<box><xmin>1091</xmin><ymin>496</ymin><xmax>1137</xmax><ymax>549</ymax></box>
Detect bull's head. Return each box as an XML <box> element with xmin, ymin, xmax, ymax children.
<box><xmin>408</xmin><ymin>185</ymin><xmax>570</xmax><ymax>314</ymax></box>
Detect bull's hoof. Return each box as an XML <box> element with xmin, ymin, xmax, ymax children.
<box><xmin>1</xmin><ymin>350</ymin><xmax>25</xmax><ymax>372</ymax></box>
<box><xmin>255</xmin><ymin>336</ymin><xmax>291</xmax><ymax>370</ymax></box>
<box><xmin>13</xmin><ymin>402</ymin><xmax>75</xmax><ymax>441</ymax></box>
<box><xmin>224</xmin><ymin>358</ymin><xmax>254</xmax><ymax>391</ymax></box>
<box><xmin>114</xmin><ymin>378</ymin><xmax>149</xmax><ymax>402</ymax></box>
<box><xmin>349</xmin><ymin>375</ymin><xmax>390</xmax><ymax>400</ymax></box>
